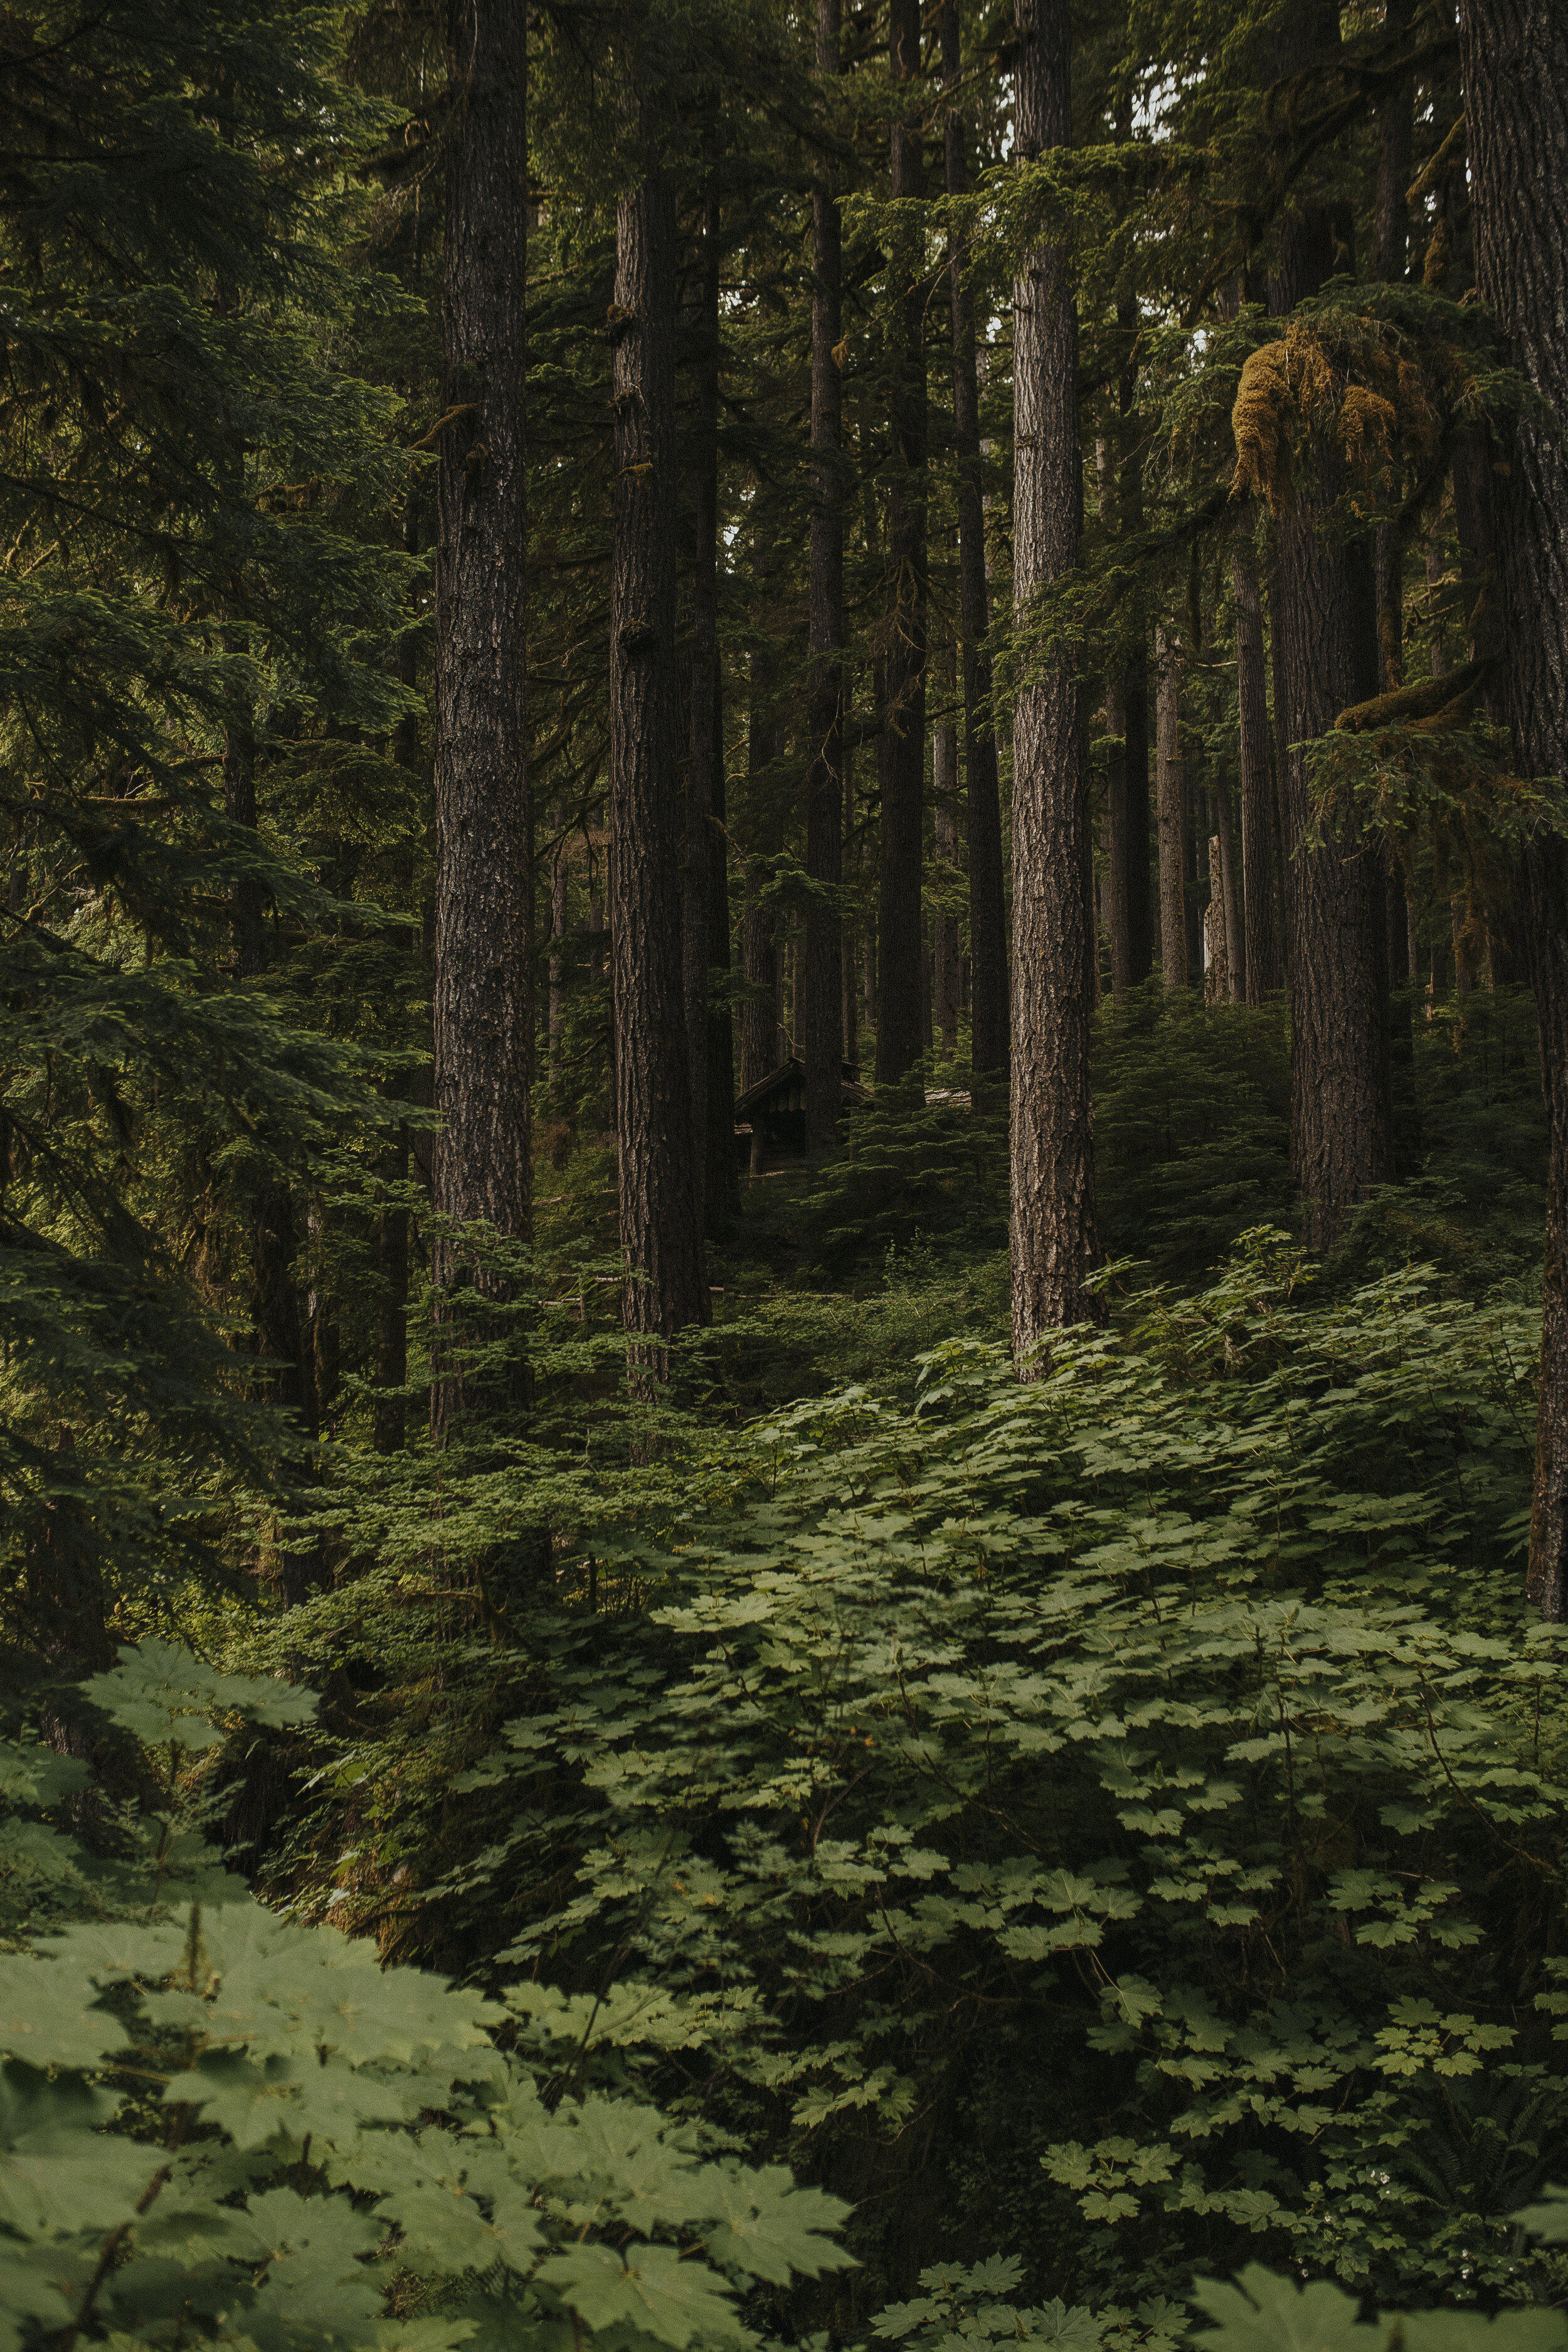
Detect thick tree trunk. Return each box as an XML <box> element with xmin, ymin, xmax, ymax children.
<box><xmin>1459</xmin><ymin>0</ymin><xmax>1568</xmax><ymax>1616</ymax></box>
<box><xmin>803</xmin><ymin>0</ymin><xmax>845</xmax><ymax>1148</ymax></box>
<box><xmin>1010</xmin><ymin>0</ymin><xmax>1099</xmax><ymax>1354</ymax></box>
<box><xmin>876</xmin><ymin>0</ymin><xmax>928</xmax><ymax>1084</ymax></box>
<box><xmin>941</xmin><ymin>0</ymin><xmax>1007</xmax><ymax>1084</ymax></box>
<box><xmin>1267</xmin><ymin>16</ymin><xmax>1393</xmax><ymax>1250</ymax></box>
<box><xmin>1155</xmin><ymin>624</ymin><xmax>1187</xmax><ymax>990</ymax></box>
<box><xmin>430</xmin><ymin>0</ymin><xmax>532</xmax><ymax>1440</ymax></box>
<box><xmin>1234</xmin><ymin>550</ymin><xmax>1282</xmax><ymax>997</ymax></box>
<box><xmin>610</xmin><ymin>161</ymin><xmax>709</xmax><ymax>1359</ymax></box>
<box><xmin>1274</xmin><ymin>443</ymin><xmax>1392</xmax><ymax>1243</ymax></box>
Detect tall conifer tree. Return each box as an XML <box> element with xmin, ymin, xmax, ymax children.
<box><xmin>610</xmin><ymin>153</ymin><xmax>709</xmax><ymax>1359</ymax></box>
<box><xmin>803</xmin><ymin>0</ymin><xmax>846</xmax><ymax>1149</ymax></box>
<box><xmin>1010</xmin><ymin>0</ymin><xmax>1099</xmax><ymax>1352</ymax></box>
<box><xmin>875</xmin><ymin>0</ymin><xmax>928</xmax><ymax>1085</ymax></box>
<box><xmin>429</xmin><ymin>0</ymin><xmax>532</xmax><ymax>1440</ymax></box>
<box><xmin>1458</xmin><ymin>0</ymin><xmax>1568</xmax><ymax>1617</ymax></box>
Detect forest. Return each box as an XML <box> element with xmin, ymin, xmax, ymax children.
<box><xmin>3</xmin><ymin>0</ymin><xmax>1568</xmax><ymax>2344</ymax></box>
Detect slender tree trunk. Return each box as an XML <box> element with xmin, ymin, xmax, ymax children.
<box><xmin>373</xmin><ymin>1122</ymin><xmax>409</xmax><ymax>1456</ymax></box>
<box><xmin>687</xmin><ymin>170</ymin><xmax>723</xmax><ymax>1217</ymax></box>
<box><xmin>704</xmin><ymin>654</ymin><xmax>740</xmax><ymax>1233</ymax></box>
<box><xmin>941</xmin><ymin>0</ymin><xmax>1007</xmax><ymax>1083</ymax></box>
<box><xmin>803</xmin><ymin>0</ymin><xmax>846</xmax><ymax>1147</ymax></box>
<box><xmin>1155</xmin><ymin>625</ymin><xmax>1187</xmax><ymax>990</ymax></box>
<box><xmin>933</xmin><ymin>638</ymin><xmax>961</xmax><ymax>1056</ymax></box>
<box><xmin>842</xmin><ymin>739</ymin><xmax>861</xmax><ymax>1070</ymax></box>
<box><xmin>548</xmin><ymin>796</ymin><xmax>568</xmax><ymax>1093</ymax></box>
<box><xmin>1010</xmin><ymin>0</ymin><xmax>1098</xmax><ymax>1353</ymax></box>
<box><xmin>1234</xmin><ymin>551</ymin><xmax>1281</xmax><ymax>997</ymax></box>
<box><xmin>430</xmin><ymin>0</ymin><xmax>532</xmax><ymax>1440</ymax></box>
<box><xmin>1459</xmin><ymin>0</ymin><xmax>1568</xmax><ymax>1616</ymax></box>
<box><xmin>610</xmin><ymin>158</ymin><xmax>708</xmax><ymax>1360</ymax></box>
<box><xmin>876</xmin><ymin>0</ymin><xmax>928</xmax><ymax>1084</ymax></box>
<box><xmin>740</xmin><ymin>637</ymin><xmax>783</xmax><ymax>1092</ymax></box>
<box><xmin>1105</xmin><ymin>88</ymin><xmax>1153</xmax><ymax>994</ymax></box>
<box><xmin>1373</xmin><ymin>0</ymin><xmax>1413</xmax><ymax>692</ymax></box>
<box><xmin>1217</xmin><ymin>779</ymin><xmax>1242</xmax><ymax>1001</ymax></box>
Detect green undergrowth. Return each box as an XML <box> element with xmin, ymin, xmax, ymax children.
<box><xmin>220</xmin><ymin>1231</ymin><xmax>1561</xmax><ymax>2330</ymax></box>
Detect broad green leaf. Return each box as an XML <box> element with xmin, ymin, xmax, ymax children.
<box><xmin>0</xmin><ymin>1954</ymin><xmax>127</xmax><ymax>2069</ymax></box>
<box><xmin>80</xmin><ymin>1638</ymin><xmax>318</xmax><ymax>1752</ymax></box>
<box><xmin>536</xmin><ymin>2241</ymin><xmax>741</xmax><ymax>2349</ymax></box>
<box><xmin>696</xmin><ymin>2163</ymin><xmax>857</xmax><ymax>2283</ymax></box>
<box><xmin>1191</xmin><ymin>2265</ymin><xmax>1374</xmax><ymax>2352</ymax></box>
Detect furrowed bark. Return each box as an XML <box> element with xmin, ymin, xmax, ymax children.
<box><xmin>687</xmin><ymin>170</ymin><xmax>723</xmax><ymax>1216</ymax></box>
<box><xmin>1459</xmin><ymin>0</ymin><xmax>1568</xmax><ymax>1617</ymax></box>
<box><xmin>1266</xmin><ymin>10</ymin><xmax>1392</xmax><ymax>1249</ymax></box>
<box><xmin>1234</xmin><ymin>548</ymin><xmax>1283</xmax><ymax>997</ymax></box>
<box><xmin>876</xmin><ymin>0</ymin><xmax>928</xmax><ymax>1085</ymax></box>
<box><xmin>941</xmin><ymin>0</ymin><xmax>1007</xmax><ymax>1083</ymax></box>
<box><xmin>430</xmin><ymin>0</ymin><xmax>532</xmax><ymax>1440</ymax></box>
<box><xmin>1009</xmin><ymin>0</ymin><xmax>1100</xmax><ymax>1355</ymax></box>
<box><xmin>610</xmin><ymin>157</ymin><xmax>709</xmax><ymax>1367</ymax></box>
<box><xmin>803</xmin><ymin>0</ymin><xmax>845</xmax><ymax>1148</ymax></box>
<box><xmin>1155</xmin><ymin>624</ymin><xmax>1186</xmax><ymax>990</ymax></box>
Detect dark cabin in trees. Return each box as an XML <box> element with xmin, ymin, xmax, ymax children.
<box><xmin>734</xmin><ymin>1058</ymin><xmax>869</xmax><ymax>1172</ymax></box>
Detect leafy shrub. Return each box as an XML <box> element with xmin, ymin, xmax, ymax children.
<box><xmin>248</xmin><ymin>1242</ymin><xmax>1559</xmax><ymax>2324</ymax></box>
<box><xmin>0</xmin><ymin>1640</ymin><xmax>851</xmax><ymax>2348</ymax></box>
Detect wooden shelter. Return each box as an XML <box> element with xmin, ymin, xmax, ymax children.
<box><xmin>733</xmin><ymin>1057</ymin><xmax>870</xmax><ymax>1173</ymax></box>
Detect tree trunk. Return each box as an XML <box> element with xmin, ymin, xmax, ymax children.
<box><xmin>1155</xmin><ymin>624</ymin><xmax>1187</xmax><ymax>990</ymax></box>
<box><xmin>430</xmin><ymin>0</ymin><xmax>532</xmax><ymax>1439</ymax></box>
<box><xmin>1010</xmin><ymin>0</ymin><xmax>1099</xmax><ymax>1355</ymax></box>
<box><xmin>941</xmin><ymin>0</ymin><xmax>1007</xmax><ymax>1084</ymax></box>
<box><xmin>803</xmin><ymin>0</ymin><xmax>845</xmax><ymax>1148</ymax></box>
<box><xmin>876</xmin><ymin>0</ymin><xmax>928</xmax><ymax>1085</ymax></box>
<box><xmin>842</xmin><ymin>739</ymin><xmax>861</xmax><ymax>1072</ymax></box>
<box><xmin>933</xmin><ymin>638</ymin><xmax>961</xmax><ymax>1056</ymax></box>
<box><xmin>1459</xmin><ymin>0</ymin><xmax>1568</xmax><ymax>1616</ymax></box>
<box><xmin>1105</xmin><ymin>88</ymin><xmax>1153</xmax><ymax>994</ymax></box>
<box><xmin>1267</xmin><ymin>12</ymin><xmax>1393</xmax><ymax>1250</ymax></box>
<box><xmin>1234</xmin><ymin>550</ymin><xmax>1281</xmax><ymax>997</ymax></box>
<box><xmin>703</xmin><ymin>654</ymin><xmax>740</xmax><ymax>1235</ymax></box>
<box><xmin>373</xmin><ymin>1121</ymin><xmax>409</xmax><ymax>1456</ymax></box>
<box><xmin>739</xmin><ymin>638</ymin><xmax>784</xmax><ymax>1093</ymax></box>
<box><xmin>548</xmin><ymin>796</ymin><xmax>568</xmax><ymax>1094</ymax></box>
<box><xmin>609</xmin><ymin>159</ymin><xmax>709</xmax><ymax>1360</ymax></box>
<box><xmin>688</xmin><ymin>173</ymin><xmax>723</xmax><ymax>1216</ymax></box>
<box><xmin>1217</xmin><ymin>778</ymin><xmax>1242</xmax><ymax>1001</ymax></box>
<box><xmin>1372</xmin><ymin>0</ymin><xmax>1413</xmax><ymax>692</ymax></box>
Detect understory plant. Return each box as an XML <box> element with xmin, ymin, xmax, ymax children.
<box><xmin>236</xmin><ymin>1237</ymin><xmax>1567</xmax><ymax>2324</ymax></box>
